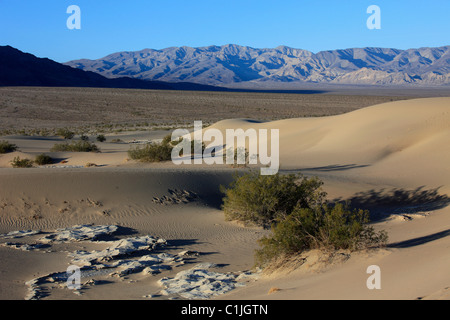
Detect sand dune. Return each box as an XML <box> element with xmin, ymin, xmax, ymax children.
<box><xmin>0</xmin><ymin>97</ymin><xmax>449</xmax><ymax>300</ymax></box>
<box><xmin>209</xmin><ymin>97</ymin><xmax>449</xmax><ymax>177</ymax></box>
<box><xmin>209</xmin><ymin>97</ymin><xmax>450</xmax><ymax>300</ymax></box>
<box><xmin>206</xmin><ymin>98</ymin><xmax>449</xmax><ymax>195</ymax></box>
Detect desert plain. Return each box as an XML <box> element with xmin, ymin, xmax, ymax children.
<box><xmin>0</xmin><ymin>86</ymin><xmax>449</xmax><ymax>300</ymax></box>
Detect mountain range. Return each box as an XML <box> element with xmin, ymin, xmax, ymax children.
<box><xmin>65</xmin><ymin>44</ymin><xmax>450</xmax><ymax>87</ymax></box>
<box><xmin>0</xmin><ymin>45</ymin><xmax>228</xmax><ymax>91</ymax></box>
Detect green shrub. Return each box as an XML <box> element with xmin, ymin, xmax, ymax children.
<box><xmin>167</xmin><ymin>135</ymin><xmax>205</xmax><ymax>157</ymax></box>
<box><xmin>96</xmin><ymin>134</ymin><xmax>106</xmax><ymax>142</ymax></box>
<box><xmin>255</xmin><ymin>202</ymin><xmax>388</xmax><ymax>267</ymax></box>
<box><xmin>128</xmin><ymin>142</ymin><xmax>173</xmax><ymax>162</ymax></box>
<box><xmin>0</xmin><ymin>140</ymin><xmax>17</xmax><ymax>153</ymax></box>
<box><xmin>55</xmin><ymin>128</ymin><xmax>75</xmax><ymax>139</ymax></box>
<box><xmin>128</xmin><ymin>134</ymin><xmax>190</xmax><ymax>163</ymax></box>
<box><xmin>10</xmin><ymin>156</ymin><xmax>34</xmax><ymax>168</ymax></box>
<box><xmin>182</xmin><ymin>139</ymin><xmax>205</xmax><ymax>157</ymax></box>
<box><xmin>161</xmin><ymin>134</ymin><xmax>173</xmax><ymax>146</ymax></box>
<box><xmin>221</xmin><ymin>171</ymin><xmax>388</xmax><ymax>268</ymax></box>
<box><xmin>80</xmin><ymin>134</ymin><xmax>89</xmax><ymax>141</ymax></box>
<box><xmin>34</xmin><ymin>153</ymin><xmax>53</xmax><ymax>165</ymax></box>
<box><xmin>220</xmin><ymin>172</ymin><xmax>326</xmax><ymax>227</ymax></box>
<box><xmin>127</xmin><ymin>134</ymin><xmax>205</xmax><ymax>163</ymax></box>
<box><xmin>51</xmin><ymin>141</ymin><xmax>100</xmax><ymax>152</ymax></box>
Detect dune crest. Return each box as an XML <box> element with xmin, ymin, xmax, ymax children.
<box><xmin>207</xmin><ymin>97</ymin><xmax>450</xmax><ymax>192</ymax></box>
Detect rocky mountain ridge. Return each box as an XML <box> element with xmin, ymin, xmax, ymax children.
<box><xmin>65</xmin><ymin>44</ymin><xmax>450</xmax><ymax>86</ymax></box>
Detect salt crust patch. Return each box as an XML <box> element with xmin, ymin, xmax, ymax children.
<box><xmin>158</xmin><ymin>262</ymin><xmax>259</xmax><ymax>299</ymax></box>
<box><xmin>0</xmin><ymin>230</ymin><xmax>41</xmax><ymax>239</ymax></box>
<box><xmin>40</xmin><ymin>225</ymin><xmax>119</xmax><ymax>243</ymax></box>
<box><xmin>0</xmin><ymin>224</ymin><xmax>258</xmax><ymax>300</ymax></box>
<box><xmin>68</xmin><ymin>235</ymin><xmax>167</xmax><ymax>267</ymax></box>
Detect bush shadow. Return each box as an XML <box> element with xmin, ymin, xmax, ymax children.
<box><xmin>387</xmin><ymin>229</ymin><xmax>450</xmax><ymax>248</ymax></box>
<box><xmin>332</xmin><ymin>186</ymin><xmax>450</xmax><ymax>222</ymax></box>
<box><xmin>302</xmin><ymin>164</ymin><xmax>370</xmax><ymax>172</ymax></box>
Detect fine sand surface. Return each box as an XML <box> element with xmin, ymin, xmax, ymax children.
<box><xmin>0</xmin><ymin>97</ymin><xmax>449</xmax><ymax>300</ymax></box>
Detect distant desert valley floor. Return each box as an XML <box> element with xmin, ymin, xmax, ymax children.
<box><xmin>0</xmin><ymin>86</ymin><xmax>449</xmax><ymax>300</ymax></box>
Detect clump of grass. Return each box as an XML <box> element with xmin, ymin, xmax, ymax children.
<box><xmin>128</xmin><ymin>134</ymin><xmax>180</xmax><ymax>163</ymax></box>
<box><xmin>128</xmin><ymin>142</ymin><xmax>173</xmax><ymax>162</ymax></box>
<box><xmin>34</xmin><ymin>153</ymin><xmax>53</xmax><ymax>165</ymax></box>
<box><xmin>51</xmin><ymin>141</ymin><xmax>100</xmax><ymax>152</ymax></box>
<box><xmin>85</xmin><ymin>162</ymin><xmax>98</xmax><ymax>167</ymax></box>
<box><xmin>128</xmin><ymin>133</ymin><xmax>207</xmax><ymax>163</ymax></box>
<box><xmin>55</xmin><ymin>128</ymin><xmax>75</xmax><ymax>140</ymax></box>
<box><xmin>0</xmin><ymin>140</ymin><xmax>18</xmax><ymax>153</ymax></box>
<box><xmin>171</xmin><ymin>136</ymin><xmax>206</xmax><ymax>158</ymax></box>
<box><xmin>96</xmin><ymin>134</ymin><xmax>106</xmax><ymax>142</ymax></box>
<box><xmin>10</xmin><ymin>156</ymin><xmax>34</xmax><ymax>168</ymax></box>
<box><xmin>220</xmin><ymin>171</ymin><xmax>388</xmax><ymax>268</ymax></box>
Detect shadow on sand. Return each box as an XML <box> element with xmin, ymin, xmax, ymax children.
<box><xmin>302</xmin><ymin>164</ymin><xmax>371</xmax><ymax>172</ymax></box>
<box><xmin>333</xmin><ymin>186</ymin><xmax>450</xmax><ymax>222</ymax></box>
<box><xmin>387</xmin><ymin>229</ymin><xmax>450</xmax><ymax>248</ymax></box>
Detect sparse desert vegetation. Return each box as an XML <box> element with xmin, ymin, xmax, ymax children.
<box><xmin>128</xmin><ymin>134</ymin><xmax>206</xmax><ymax>162</ymax></box>
<box><xmin>128</xmin><ymin>139</ymin><xmax>173</xmax><ymax>162</ymax></box>
<box><xmin>254</xmin><ymin>201</ymin><xmax>388</xmax><ymax>267</ymax></box>
<box><xmin>34</xmin><ymin>153</ymin><xmax>53</xmax><ymax>165</ymax></box>
<box><xmin>226</xmin><ymin>147</ymin><xmax>250</xmax><ymax>168</ymax></box>
<box><xmin>0</xmin><ymin>87</ymin><xmax>414</xmax><ymax>136</ymax></box>
<box><xmin>10</xmin><ymin>156</ymin><xmax>34</xmax><ymax>168</ymax></box>
<box><xmin>221</xmin><ymin>171</ymin><xmax>388</xmax><ymax>268</ymax></box>
<box><xmin>221</xmin><ymin>172</ymin><xmax>326</xmax><ymax>227</ymax></box>
<box><xmin>50</xmin><ymin>140</ymin><xmax>100</xmax><ymax>152</ymax></box>
<box><xmin>55</xmin><ymin>128</ymin><xmax>75</xmax><ymax>140</ymax></box>
<box><xmin>9</xmin><ymin>154</ymin><xmax>54</xmax><ymax>167</ymax></box>
<box><xmin>0</xmin><ymin>140</ymin><xmax>17</xmax><ymax>153</ymax></box>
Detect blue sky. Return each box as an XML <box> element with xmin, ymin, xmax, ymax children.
<box><xmin>1</xmin><ymin>0</ymin><xmax>449</xmax><ymax>62</ymax></box>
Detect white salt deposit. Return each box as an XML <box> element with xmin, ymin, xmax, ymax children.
<box><xmin>40</xmin><ymin>224</ymin><xmax>119</xmax><ymax>243</ymax></box>
<box><xmin>157</xmin><ymin>263</ymin><xmax>259</xmax><ymax>299</ymax></box>
<box><xmin>0</xmin><ymin>224</ymin><xmax>258</xmax><ymax>300</ymax></box>
<box><xmin>24</xmin><ymin>278</ymin><xmax>41</xmax><ymax>300</ymax></box>
<box><xmin>0</xmin><ymin>230</ymin><xmax>41</xmax><ymax>239</ymax></box>
<box><xmin>108</xmin><ymin>253</ymin><xmax>181</xmax><ymax>277</ymax></box>
<box><xmin>69</xmin><ymin>235</ymin><xmax>166</xmax><ymax>267</ymax></box>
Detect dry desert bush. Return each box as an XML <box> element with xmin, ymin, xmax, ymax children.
<box><xmin>34</xmin><ymin>153</ymin><xmax>53</xmax><ymax>165</ymax></box>
<box><xmin>10</xmin><ymin>156</ymin><xmax>34</xmax><ymax>168</ymax></box>
<box><xmin>0</xmin><ymin>140</ymin><xmax>17</xmax><ymax>153</ymax></box>
<box><xmin>220</xmin><ymin>171</ymin><xmax>388</xmax><ymax>267</ymax></box>
<box><xmin>51</xmin><ymin>140</ymin><xmax>100</xmax><ymax>152</ymax></box>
